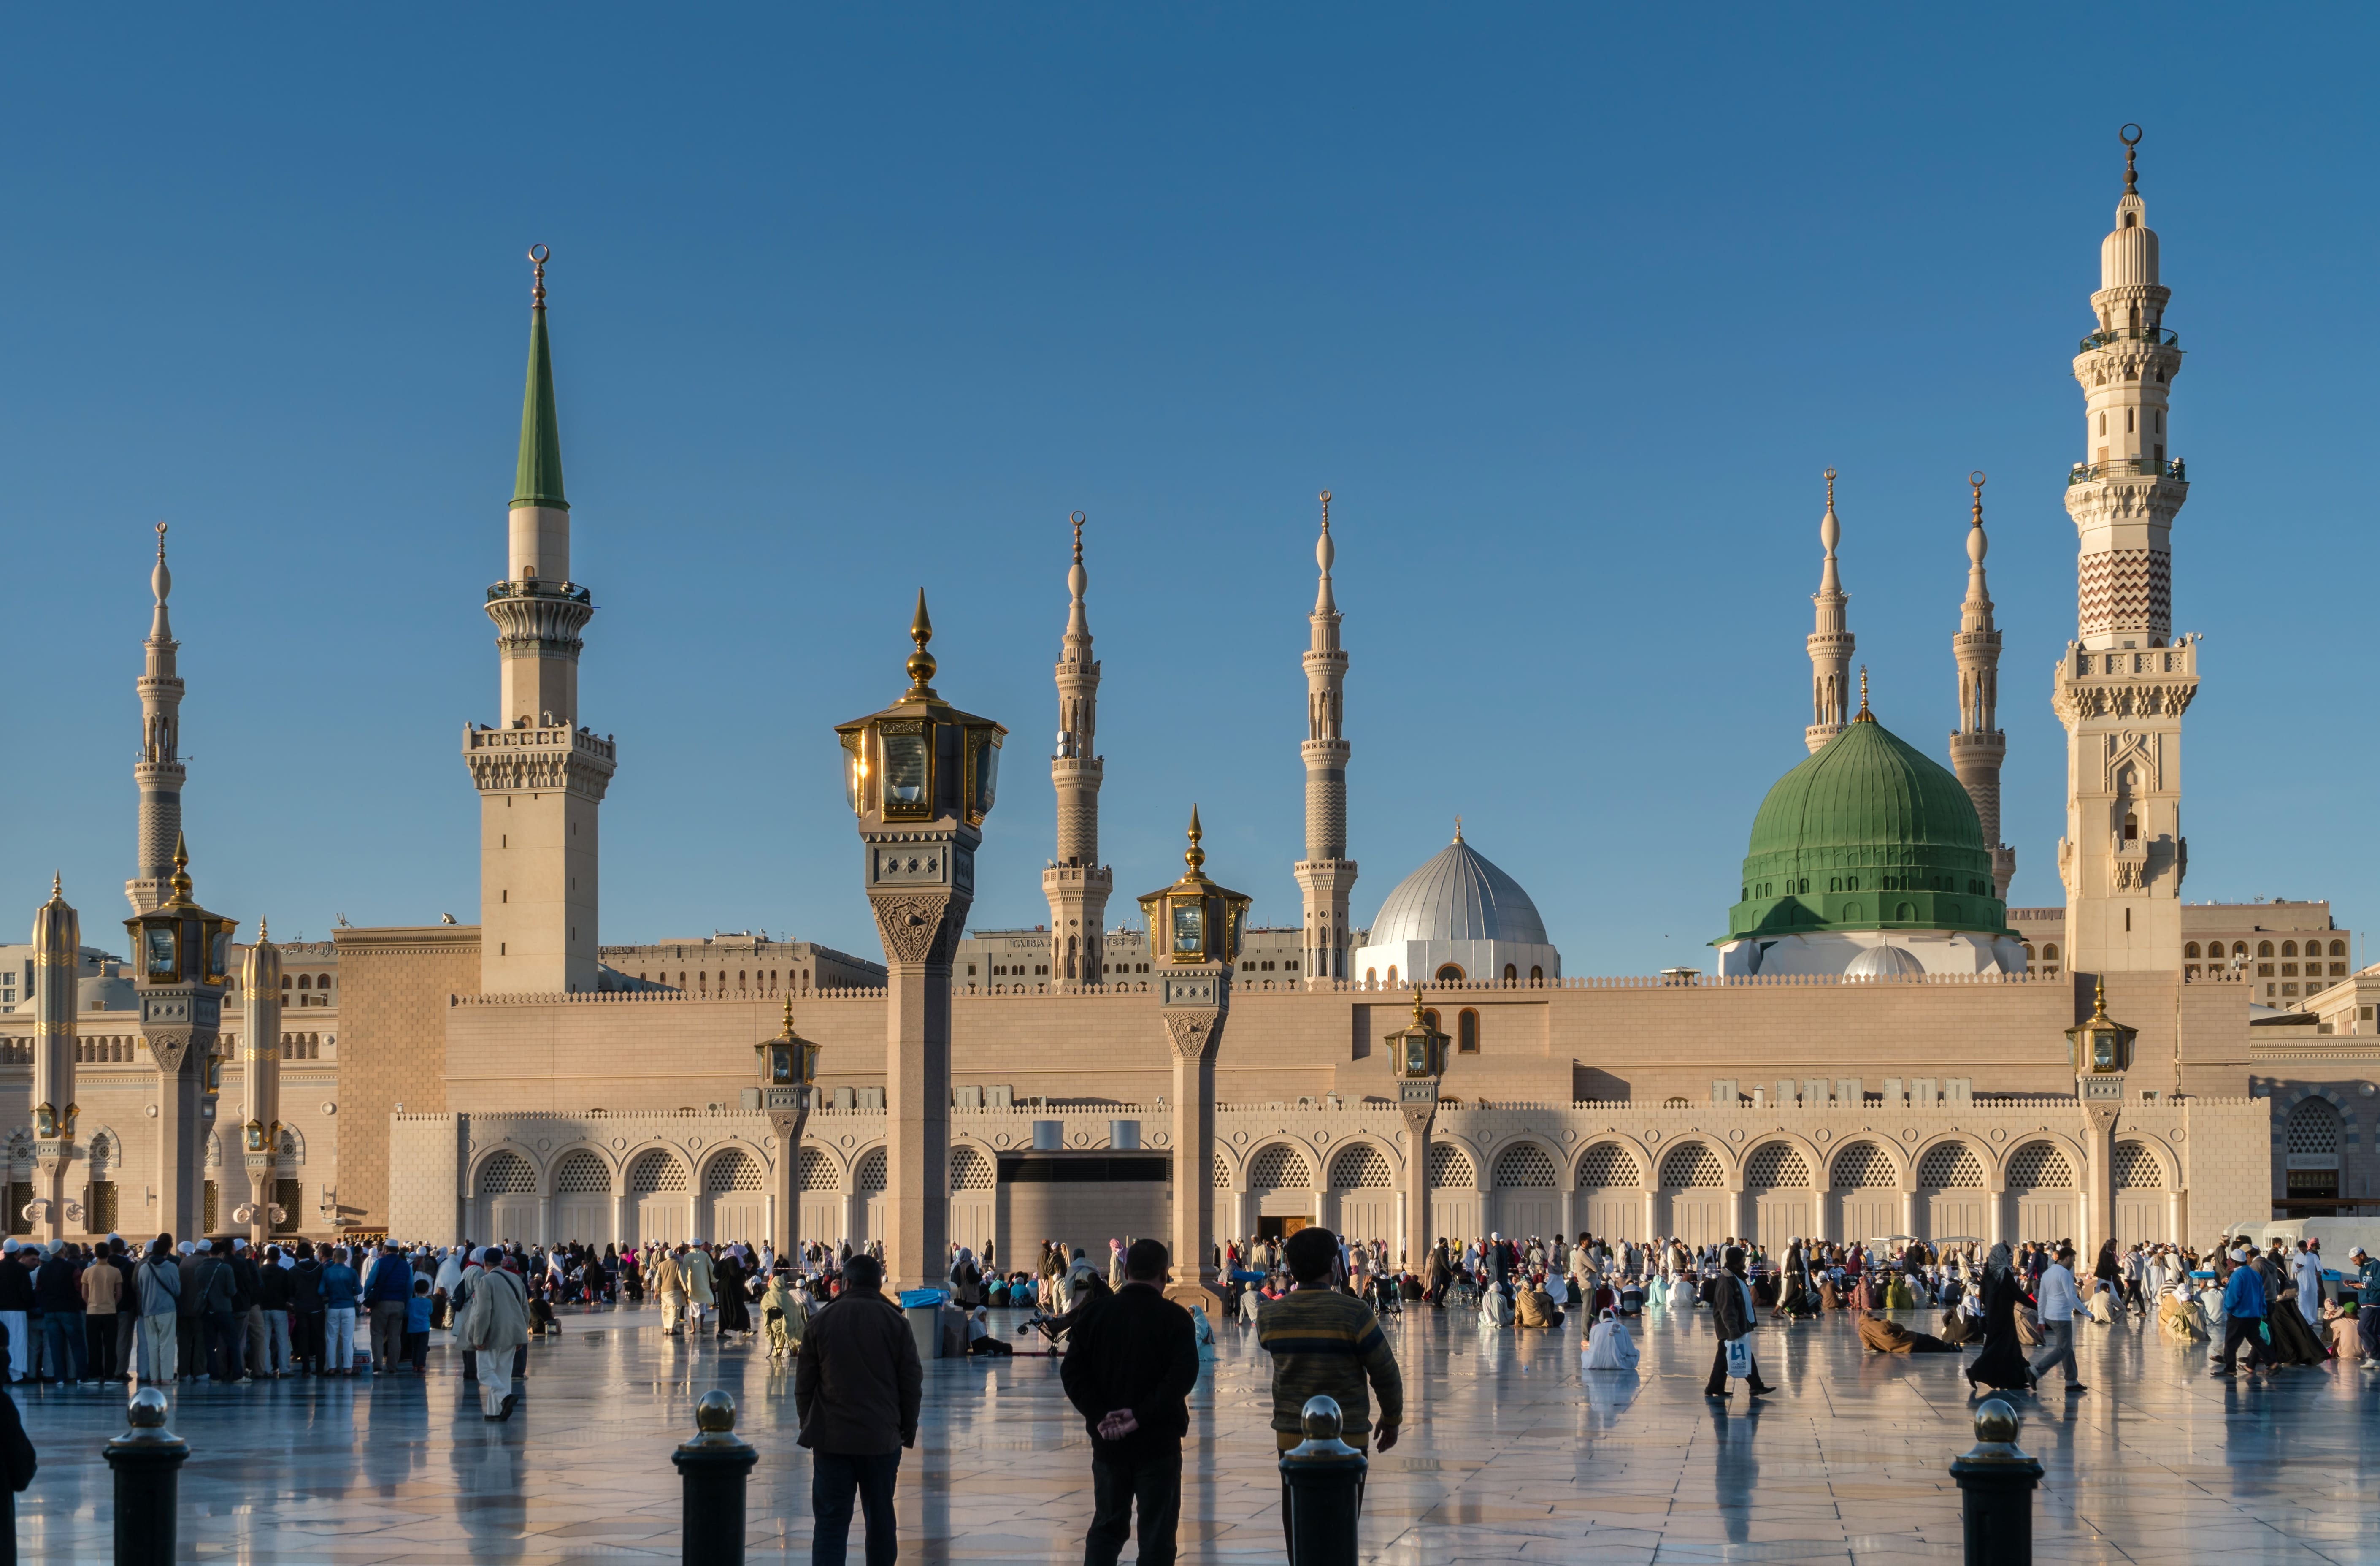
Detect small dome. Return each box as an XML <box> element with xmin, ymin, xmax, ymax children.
<box><xmin>1366</xmin><ymin>834</ymin><xmax>1548</xmax><ymax>948</ymax></box>
<box><xmin>1843</xmin><ymin>943</ymin><xmax>1925</xmax><ymax>980</ymax></box>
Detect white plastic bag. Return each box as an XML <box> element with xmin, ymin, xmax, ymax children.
<box><xmin>1583</xmin><ymin>1309</ymin><xmax>1639</xmax><ymax>1371</ymax></box>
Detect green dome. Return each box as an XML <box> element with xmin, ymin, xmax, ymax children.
<box><xmin>1720</xmin><ymin>715</ymin><xmax>2009</xmax><ymax>943</ymax></box>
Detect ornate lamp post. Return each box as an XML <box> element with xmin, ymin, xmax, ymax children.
<box><xmin>756</xmin><ymin>1000</ymin><xmax>822</xmax><ymax>1263</ymax></box>
<box><xmin>232</xmin><ymin>922</ymin><xmax>284</xmax><ymax>1246</ymax></box>
<box><xmin>834</xmin><ymin>594</ymin><xmax>1003</xmax><ymax>1292</ymax></box>
<box><xmin>1137</xmin><ymin>806</ymin><xmax>1249</xmax><ymax>1315</ymax></box>
<box><xmin>28</xmin><ymin>877</ymin><xmax>81</xmax><ymax>1243</ymax></box>
<box><xmin>1387</xmin><ymin>993</ymin><xmax>1449</xmax><ymax>1273</ymax></box>
<box><xmin>2066</xmin><ymin>978</ymin><xmax>2137</xmax><ymax>1261</ymax></box>
<box><xmin>122</xmin><ymin>835</ymin><xmax>236</xmax><ymax>1240</ymax></box>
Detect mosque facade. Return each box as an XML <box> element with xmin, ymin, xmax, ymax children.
<box><xmin>4</xmin><ymin>135</ymin><xmax>2374</xmax><ymax>1268</ymax></box>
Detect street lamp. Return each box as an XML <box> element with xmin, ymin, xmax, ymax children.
<box><xmin>833</xmin><ymin>593</ymin><xmax>1004</xmax><ymax>1292</ymax></box>
<box><xmin>756</xmin><ymin>999</ymin><xmax>822</xmax><ymax>1264</ymax></box>
<box><xmin>1387</xmin><ymin>993</ymin><xmax>1450</xmax><ymax>1272</ymax></box>
<box><xmin>122</xmin><ymin>834</ymin><xmax>236</xmax><ymax>1240</ymax></box>
<box><xmin>1139</xmin><ymin>807</ymin><xmax>1249</xmax><ymax>1317</ymax></box>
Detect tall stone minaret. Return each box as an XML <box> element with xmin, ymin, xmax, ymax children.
<box><xmin>464</xmin><ymin>247</ymin><xmax>617</xmax><ymax>994</ymax></box>
<box><xmin>127</xmin><ymin>523</ymin><xmax>186</xmax><ymax>914</ymax></box>
<box><xmin>1294</xmin><ymin>491</ymin><xmax>1357</xmax><ymax>986</ymax></box>
<box><xmin>1950</xmin><ymin>473</ymin><xmax>2016</xmax><ymax>897</ymax></box>
<box><xmin>1043</xmin><ymin>512</ymin><xmax>1112</xmax><ymax>985</ymax></box>
<box><xmin>2054</xmin><ymin>127</ymin><xmax>2196</xmax><ymax>973</ymax></box>
<box><xmin>1804</xmin><ymin>469</ymin><xmax>1854</xmax><ymax>754</ymax></box>
<box><xmin>30</xmin><ymin>875</ymin><xmax>79</xmax><ymax>1244</ymax></box>
<box><xmin>238</xmin><ymin>919</ymin><xmax>284</xmax><ymax>1246</ymax></box>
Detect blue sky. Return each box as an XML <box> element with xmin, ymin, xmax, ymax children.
<box><xmin>3</xmin><ymin>8</ymin><xmax>2372</xmax><ymax>971</ymax></box>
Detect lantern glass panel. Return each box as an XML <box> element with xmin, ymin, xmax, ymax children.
<box><xmin>2093</xmin><ymin>1031</ymin><xmax>2116</xmax><ymax>1069</ymax></box>
<box><xmin>841</xmin><ymin>732</ymin><xmax>865</xmax><ymax>816</ymax></box>
<box><xmin>880</xmin><ymin>725</ymin><xmax>931</xmax><ymax>814</ymax></box>
<box><xmin>1171</xmin><ymin>898</ymin><xmax>1204</xmax><ymax>957</ymax></box>
<box><xmin>969</xmin><ymin>731</ymin><xmax>1000</xmax><ymax>819</ymax></box>
<box><xmin>1404</xmin><ymin>1032</ymin><xmax>1429</xmax><ymax>1076</ymax></box>
<box><xmin>144</xmin><ymin>925</ymin><xmax>177</xmax><ymax>979</ymax></box>
<box><xmin>209</xmin><ymin>929</ymin><xmax>230</xmax><ymax>980</ymax></box>
<box><xmin>772</xmin><ymin>1048</ymin><xmax>793</xmax><ymax>1084</ymax></box>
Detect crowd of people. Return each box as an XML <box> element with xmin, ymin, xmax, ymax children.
<box><xmin>0</xmin><ymin>1220</ymin><xmax>2370</xmax><ymax>1561</ymax></box>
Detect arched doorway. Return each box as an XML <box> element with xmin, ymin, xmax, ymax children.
<box><xmin>1917</xmin><ymin>1141</ymin><xmax>1988</xmax><ymax>1241</ymax></box>
<box><xmin>1248</xmin><ymin>1144</ymin><xmax>1316</xmax><ymax>1238</ymax></box>
<box><xmin>2005</xmin><ymin>1142</ymin><xmax>2077</xmax><ymax>1243</ymax></box>
<box><xmin>553</xmin><ymin>1150</ymin><xmax>612</xmax><ymax>1245</ymax></box>
<box><xmin>1831</xmin><ymin>1142</ymin><xmax>1900</xmax><ymax>1243</ymax></box>
<box><xmin>476</xmin><ymin>1150</ymin><xmax>538</xmax><ymax>1244</ymax></box>
<box><xmin>1426</xmin><ymin>1144</ymin><xmax>1479</xmax><ymax>1245</ymax></box>
<box><xmin>2286</xmin><ymin>1099</ymin><xmax>2342</xmax><ymax>1204</ymax></box>
<box><xmin>627</xmin><ymin>1150</ymin><xmax>689</xmax><ymax>1246</ymax></box>
<box><xmin>855</xmin><ymin>1148</ymin><xmax>888</xmax><ymax>1247</ymax></box>
<box><xmin>1744</xmin><ymin>1142</ymin><xmax>1813</xmax><ymax>1256</ymax></box>
<box><xmin>1328</xmin><ymin>1144</ymin><xmax>1394</xmax><ymax>1250</ymax></box>
<box><xmin>1660</xmin><ymin>1143</ymin><xmax>1727</xmax><ymax>1247</ymax></box>
<box><xmin>797</xmin><ymin>1146</ymin><xmax>841</xmax><ymax>1253</ymax></box>
<box><xmin>1491</xmin><ymin>1143</ymin><xmax>1559</xmax><ymax>1241</ymax></box>
<box><xmin>702</xmin><ymin>1148</ymin><xmax>767</xmax><ymax>1244</ymax></box>
<box><xmin>2112</xmin><ymin>1142</ymin><xmax>2166</xmax><ymax>1244</ymax></box>
<box><xmin>1574</xmin><ymin>1143</ymin><xmax>1641</xmax><ymax>1243</ymax></box>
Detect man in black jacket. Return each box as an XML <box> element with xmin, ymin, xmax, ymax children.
<box><xmin>1061</xmin><ymin>1238</ymin><xmax>1201</xmax><ymax>1566</ymax></box>
<box><xmin>794</xmin><ymin>1254</ymin><xmax>921</xmax><ymax>1566</ymax></box>
<box><xmin>288</xmin><ymin>1243</ymin><xmax>327</xmax><ymax>1377</ymax></box>
<box><xmin>1701</xmin><ymin>1246</ymin><xmax>1775</xmax><ymax>1399</ymax></box>
<box><xmin>256</xmin><ymin>1246</ymin><xmax>293</xmax><ymax>1378</ymax></box>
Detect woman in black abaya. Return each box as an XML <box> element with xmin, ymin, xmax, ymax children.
<box><xmin>1967</xmin><ymin>1242</ymin><xmax>2033</xmax><ymax>1393</ymax></box>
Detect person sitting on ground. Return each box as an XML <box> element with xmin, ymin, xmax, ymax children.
<box><xmin>1858</xmin><ymin>1311</ymin><xmax>1960</xmax><ymax>1355</ymax></box>
<box><xmin>1516</xmin><ymin>1277</ymin><xmax>1565</xmax><ymax>1328</ymax></box>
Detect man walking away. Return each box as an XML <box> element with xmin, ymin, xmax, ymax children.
<box><xmin>289</xmin><ymin>1242</ymin><xmax>327</xmax><ymax>1376</ymax></box>
<box><xmin>365</xmin><ymin>1243</ymin><xmax>413</xmax><ymax>1374</ymax></box>
<box><xmin>230</xmin><ymin>1240</ymin><xmax>265</xmax><ymax>1380</ymax></box>
<box><xmin>133</xmin><ymin>1237</ymin><xmax>181</xmax><ymax>1383</ymax></box>
<box><xmin>1256</xmin><ymin>1227</ymin><xmax>1402</xmax><ymax>1553</ymax></box>
<box><xmin>80</xmin><ymin>1241</ymin><xmax>122</xmax><ymax>1382</ymax></box>
<box><xmin>1063</xmin><ymin>1238</ymin><xmax>1201</xmax><ymax>1566</ymax></box>
<box><xmin>197</xmin><ymin>1241</ymin><xmax>240</xmax><ymax>1382</ymax></box>
<box><xmin>256</xmin><ymin>1245</ymin><xmax>293</xmax><ymax>1378</ymax></box>
<box><xmin>0</xmin><ymin>1241</ymin><xmax>34</xmax><ymax>1384</ymax></box>
<box><xmin>2028</xmin><ymin>1244</ymin><xmax>2088</xmax><ymax>1393</ymax></box>
<box><xmin>2212</xmin><ymin>1245</ymin><xmax>2271</xmax><ymax>1377</ymax></box>
<box><xmin>320</xmin><ymin>1246</ymin><xmax>362</xmax><ymax>1376</ymax></box>
<box><xmin>454</xmin><ymin>1248</ymin><xmax>528</xmax><ymax>1420</ymax></box>
<box><xmin>32</xmin><ymin>1245</ymin><xmax>86</xmax><ymax>1384</ymax></box>
<box><xmin>795</xmin><ymin>1253</ymin><xmax>920</xmax><ymax>1566</ymax></box>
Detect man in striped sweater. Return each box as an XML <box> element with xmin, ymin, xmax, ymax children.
<box><xmin>1257</xmin><ymin>1227</ymin><xmax>1404</xmax><ymax>1544</ymax></box>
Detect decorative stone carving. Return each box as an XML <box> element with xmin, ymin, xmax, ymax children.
<box><xmin>869</xmin><ymin>893</ymin><xmax>957</xmax><ymax>965</ymax></box>
<box><xmin>1164</xmin><ymin>1011</ymin><xmax>1220</xmax><ymax>1061</ymax></box>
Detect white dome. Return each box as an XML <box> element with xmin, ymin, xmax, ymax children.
<box><xmin>1843</xmin><ymin>943</ymin><xmax>1925</xmax><ymax>980</ymax></box>
<box><xmin>1366</xmin><ymin>834</ymin><xmax>1549</xmax><ymax>947</ymax></box>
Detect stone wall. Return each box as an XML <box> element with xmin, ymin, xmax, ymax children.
<box><xmin>333</xmin><ymin>925</ymin><xmax>478</xmax><ymax>1230</ymax></box>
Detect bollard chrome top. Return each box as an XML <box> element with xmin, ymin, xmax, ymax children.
<box><xmin>128</xmin><ymin>1387</ymin><xmax>169</xmax><ymax>1429</ymax></box>
<box><xmin>1973</xmin><ymin>1398</ymin><xmax>2021</xmax><ymax>1446</ymax></box>
<box><xmin>695</xmin><ymin>1390</ymin><xmax>737</xmax><ymax>1434</ymax></box>
<box><xmin>1299</xmin><ymin>1396</ymin><xmax>1343</xmax><ymax>1442</ymax></box>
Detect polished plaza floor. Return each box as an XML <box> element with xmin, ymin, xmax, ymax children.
<box><xmin>11</xmin><ymin>1295</ymin><xmax>2380</xmax><ymax>1563</ymax></box>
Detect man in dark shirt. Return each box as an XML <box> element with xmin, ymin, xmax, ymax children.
<box><xmin>32</xmin><ymin>1246</ymin><xmax>86</xmax><ymax>1384</ymax></box>
<box><xmin>1062</xmin><ymin>1238</ymin><xmax>1201</xmax><ymax>1566</ymax></box>
<box><xmin>0</xmin><ymin>1246</ymin><xmax>36</xmax><ymax>1383</ymax></box>
<box><xmin>794</xmin><ymin>1254</ymin><xmax>921</xmax><ymax>1566</ymax></box>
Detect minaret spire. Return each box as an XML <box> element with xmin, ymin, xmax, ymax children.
<box><xmin>29</xmin><ymin>875</ymin><xmax>80</xmax><ymax>1244</ymax></box>
<box><xmin>2054</xmin><ymin>125</ymin><xmax>2196</xmax><ymax>974</ymax></box>
<box><xmin>467</xmin><ymin>245</ymin><xmax>616</xmax><ymax>994</ymax></box>
<box><xmin>127</xmin><ymin>521</ymin><xmax>188</xmax><ymax>914</ymax></box>
<box><xmin>1044</xmin><ymin>510</ymin><xmax>1112</xmax><ymax>985</ymax></box>
<box><xmin>1949</xmin><ymin>472</ymin><xmax>2015</xmax><ymax>897</ymax></box>
<box><xmin>1295</xmin><ymin>490</ymin><xmax>1358</xmax><ymax>986</ymax></box>
<box><xmin>1804</xmin><ymin>468</ymin><xmax>1855</xmax><ymax>753</ymax></box>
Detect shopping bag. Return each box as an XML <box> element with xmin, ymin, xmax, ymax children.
<box><xmin>1724</xmin><ymin>1333</ymin><xmax>1755</xmax><ymax>1381</ymax></box>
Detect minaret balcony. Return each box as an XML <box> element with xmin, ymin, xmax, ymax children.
<box><xmin>2068</xmin><ymin>455</ymin><xmax>2185</xmax><ymax>486</ymax></box>
<box><xmin>2078</xmin><ymin>325</ymin><xmax>2178</xmax><ymax>352</ymax></box>
<box><xmin>487</xmin><ymin>579</ymin><xmax>592</xmax><ymax>606</ymax></box>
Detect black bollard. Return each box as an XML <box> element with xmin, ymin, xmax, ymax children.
<box><xmin>673</xmin><ymin>1388</ymin><xmax>759</xmax><ymax>1566</ymax></box>
<box><xmin>1279</xmin><ymin>1395</ymin><xmax>1366</xmax><ymax>1566</ymax></box>
<box><xmin>104</xmin><ymin>1387</ymin><xmax>189</xmax><ymax>1566</ymax></box>
<box><xmin>1949</xmin><ymin>1397</ymin><xmax>2043</xmax><ymax>1565</ymax></box>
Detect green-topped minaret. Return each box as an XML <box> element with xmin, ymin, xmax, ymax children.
<box><xmin>512</xmin><ymin>243</ymin><xmax>568</xmax><ymax>511</ymax></box>
<box><xmin>465</xmin><ymin>244</ymin><xmax>616</xmax><ymax>995</ymax></box>
<box><xmin>1716</xmin><ymin>671</ymin><xmax>2023</xmax><ymax>978</ymax></box>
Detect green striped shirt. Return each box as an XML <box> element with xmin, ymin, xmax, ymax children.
<box><xmin>1256</xmin><ymin>1287</ymin><xmax>1404</xmax><ymax>1437</ymax></box>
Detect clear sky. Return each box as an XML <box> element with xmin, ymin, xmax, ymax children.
<box><xmin>3</xmin><ymin>8</ymin><xmax>2372</xmax><ymax>972</ymax></box>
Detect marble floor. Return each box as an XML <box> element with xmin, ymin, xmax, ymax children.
<box><xmin>11</xmin><ymin>1297</ymin><xmax>2380</xmax><ymax>1563</ymax></box>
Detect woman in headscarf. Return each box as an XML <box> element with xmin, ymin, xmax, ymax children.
<box><xmin>1858</xmin><ymin>1311</ymin><xmax>1959</xmax><ymax>1354</ymax></box>
<box><xmin>950</xmin><ymin>1247</ymin><xmax>983</xmax><ymax>1309</ymax></box>
<box><xmin>1966</xmin><ymin>1243</ymin><xmax>2034</xmax><ymax>1393</ymax></box>
<box><xmin>760</xmin><ymin>1268</ymin><xmax>805</xmax><ymax>1360</ymax></box>
<box><xmin>714</xmin><ymin>1247</ymin><xmax>752</xmax><ymax>1338</ymax></box>
<box><xmin>2260</xmin><ymin>1247</ymin><xmax>2327</xmax><ymax>1366</ymax></box>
